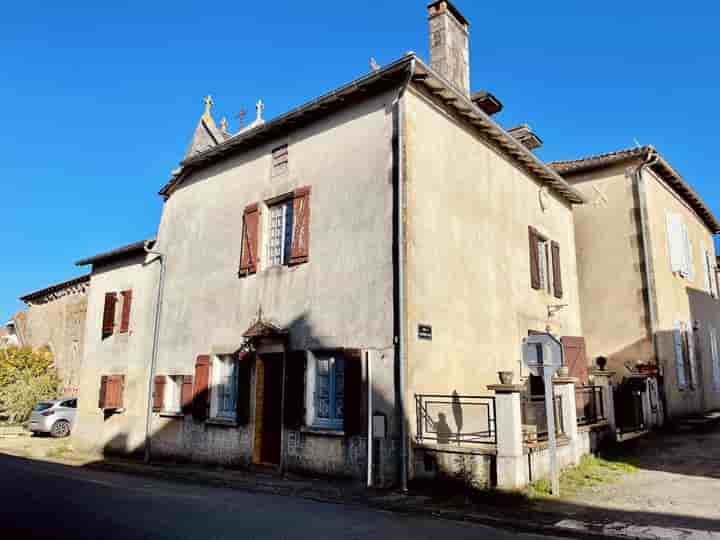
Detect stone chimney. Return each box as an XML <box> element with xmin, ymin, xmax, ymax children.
<box><xmin>428</xmin><ymin>1</ymin><xmax>470</xmax><ymax>96</ymax></box>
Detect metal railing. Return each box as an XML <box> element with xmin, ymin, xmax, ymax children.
<box><xmin>575</xmin><ymin>386</ymin><xmax>606</xmax><ymax>426</ymax></box>
<box><xmin>521</xmin><ymin>394</ymin><xmax>564</xmax><ymax>442</ymax></box>
<box><xmin>415</xmin><ymin>394</ymin><xmax>497</xmax><ymax>446</ymax></box>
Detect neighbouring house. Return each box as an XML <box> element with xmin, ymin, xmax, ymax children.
<box><xmin>15</xmin><ymin>274</ymin><xmax>90</xmax><ymax>396</ymax></box>
<box><xmin>72</xmin><ymin>240</ymin><xmax>157</xmax><ymax>456</ymax></box>
<box><xmin>551</xmin><ymin>146</ymin><xmax>720</xmax><ymax>423</ymax></box>
<box><xmin>72</xmin><ymin>1</ymin><xmax>599</xmax><ymax>488</ymax></box>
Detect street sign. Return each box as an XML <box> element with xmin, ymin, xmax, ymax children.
<box><xmin>521</xmin><ymin>332</ymin><xmax>564</xmax><ymax>496</ymax></box>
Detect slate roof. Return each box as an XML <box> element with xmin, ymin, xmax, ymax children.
<box><xmin>75</xmin><ymin>239</ymin><xmax>155</xmax><ymax>267</ymax></box>
<box><xmin>19</xmin><ymin>274</ymin><xmax>90</xmax><ymax>303</ymax></box>
<box><xmin>160</xmin><ymin>54</ymin><xmax>584</xmax><ymax>205</ymax></box>
<box><xmin>549</xmin><ymin>146</ymin><xmax>720</xmax><ymax>233</ymax></box>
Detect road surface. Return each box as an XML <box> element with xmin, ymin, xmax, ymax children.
<box><xmin>0</xmin><ymin>453</ymin><xmax>554</xmax><ymax>539</ymax></box>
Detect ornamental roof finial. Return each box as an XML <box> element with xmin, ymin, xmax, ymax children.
<box><xmin>202</xmin><ymin>95</ymin><xmax>214</xmax><ymax>121</ymax></box>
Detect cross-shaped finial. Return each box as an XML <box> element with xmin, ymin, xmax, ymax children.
<box><xmin>220</xmin><ymin>116</ymin><xmax>228</xmax><ymax>133</ymax></box>
<box><xmin>256</xmin><ymin>99</ymin><xmax>265</xmax><ymax>122</ymax></box>
<box><xmin>236</xmin><ymin>108</ymin><xmax>247</xmax><ymax>128</ymax></box>
<box><xmin>203</xmin><ymin>95</ymin><xmax>214</xmax><ymax>118</ymax></box>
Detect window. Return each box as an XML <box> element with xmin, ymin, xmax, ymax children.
<box><xmin>99</xmin><ymin>375</ymin><xmax>125</xmax><ymax>409</ymax></box>
<box><xmin>119</xmin><ymin>290</ymin><xmax>133</xmax><ymax>333</ymax></box>
<box><xmin>673</xmin><ymin>321</ymin><xmax>697</xmax><ymax>390</ymax></box>
<box><xmin>666</xmin><ymin>213</ymin><xmax>694</xmax><ymax>279</ymax></box>
<box><xmin>306</xmin><ymin>351</ymin><xmax>345</xmax><ymax>430</ymax></box>
<box><xmin>271</xmin><ymin>144</ymin><xmax>289</xmax><ymax>176</ymax></box>
<box><xmin>702</xmin><ymin>245</ymin><xmax>717</xmax><ymax>297</ymax></box>
<box><xmin>710</xmin><ymin>326</ymin><xmax>720</xmax><ymax>391</ymax></box>
<box><xmin>60</xmin><ymin>399</ymin><xmax>77</xmax><ymax>409</ymax></box>
<box><xmin>529</xmin><ymin>227</ymin><xmax>562</xmax><ymax>298</ymax></box>
<box><xmin>164</xmin><ymin>375</ymin><xmax>184</xmax><ymax>413</ymax></box>
<box><xmin>101</xmin><ymin>292</ymin><xmax>117</xmax><ymax>339</ymax></box>
<box><xmin>267</xmin><ymin>200</ymin><xmax>294</xmax><ymax>267</ymax></box>
<box><xmin>211</xmin><ymin>355</ymin><xmax>238</xmax><ymax>420</ymax></box>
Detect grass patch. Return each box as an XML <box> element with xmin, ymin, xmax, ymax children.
<box><xmin>45</xmin><ymin>444</ymin><xmax>75</xmax><ymax>460</ymax></box>
<box><xmin>529</xmin><ymin>454</ymin><xmax>638</xmax><ymax>498</ymax></box>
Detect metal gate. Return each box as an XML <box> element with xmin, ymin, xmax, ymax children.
<box><xmin>613</xmin><ymin>378</ymin><xmax>646</xmax><ymax>435</ymax></box>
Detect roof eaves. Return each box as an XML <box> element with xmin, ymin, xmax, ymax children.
<box><xmin>75</xmin><ymin>239</ymin><xmax>155</xmax><ymax>267</ymax></box>
<box><xmin>19</xmin><ymin>274</ymin><xmax>91</xmax><ymax>303</ymax></box>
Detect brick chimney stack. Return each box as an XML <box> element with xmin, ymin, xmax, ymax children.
<box><xmin>428</xmin><ymin>1</ymin><xmax>470</xmax><ymax>96</ymax></box>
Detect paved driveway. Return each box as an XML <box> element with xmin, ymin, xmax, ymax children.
<box><xmin>562</xmin><ymin>424</ymin><xmax>720</xmax><ymax>527</ymax></box>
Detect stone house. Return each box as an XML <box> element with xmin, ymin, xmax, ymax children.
<box><xmin>551</xmin><ymin>146</ymin><xmax>720</xmax><ymax>421</ymax></box>
<box><xmin>15</xmin><ymin>274</ymin><xmax>90</xmax><ymax>396</ymax></box>
<box><xmin>72</xmin><ymin>1</ymin><xmax>592</xmax><ymax>486</ymax></box>
<box><xmin>71</xmin><ymin>240</ymin><xmax>157</xmax><ymax>456</ymax></box>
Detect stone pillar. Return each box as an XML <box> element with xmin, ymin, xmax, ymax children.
<box><xmin>487</xmin><ymin>384</ymin><xmax>525</xmax><ymax>489</ymax></box>
<box><xmin>553</xmin><ymin>377</ymin><xmax>580</xmax><ymax>464</ymax></box>
<box><xmin>589</xmin><ymin>370</ymin><xmax>616</xmax><ymax>436</ymax></box>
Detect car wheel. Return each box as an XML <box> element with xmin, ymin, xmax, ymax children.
<box><xmin>50</xmin><ymin>420</ymin><xmax>70</xmax><ymax>438</ymax></box>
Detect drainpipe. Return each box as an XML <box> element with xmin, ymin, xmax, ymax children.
<box><xmin>393</xmin><ymin>55</ymin><xmax>416</xmax><ymax>493</ymax></box>
<box><xmin>367</xmin><ymin>350</ymin><xmax>373</xmax><ymax>488</ymax></box>
<box><xmin>143</xmin><ymin>240</ymin><xmax>166</xmax><ymax>464</ymax></box>
<box><xmin>633</xmin><ymin>150</ymin><xmax>666</xmax><ymax>418</ymax></box>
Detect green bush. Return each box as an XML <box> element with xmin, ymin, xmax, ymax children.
<box><xmin>0</xmin><ymin>346</ymin><xmax>60</xmax><ymax>423</ymax></box>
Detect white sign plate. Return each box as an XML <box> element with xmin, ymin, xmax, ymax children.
<box><xmin>522</xmin><ymin>333</ymin><xmax>563</xmax><ymax>376</ymax></box>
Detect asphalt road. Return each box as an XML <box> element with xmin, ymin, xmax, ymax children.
<box><xmin>0</xmin><ymin>453</ymin><xmax>555</xmax><ymax>540</ymax></box>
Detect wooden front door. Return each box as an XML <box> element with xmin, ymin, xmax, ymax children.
<box><xmin>253</xmin><ymin>354</ymin><xmax>283</xmax><ymax>465</ymax></box>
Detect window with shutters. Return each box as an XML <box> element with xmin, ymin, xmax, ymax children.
<box><xmin>119</xmin><ymin>290</ymin><xmax>133</xmax><ymax>333</ymax></box>
<box><xmin>267</xmin><ymin>199</ymin><xmax>294</xmax><ymax>267</ymax></box>
<box><xmin>666</xmin><ymin>213</ymin><xmax>694</xmax><ymax>280</ymax></box>
<box><xmin>211</xmin><ymin>355</ymin><xmax>239</xmax><ymax>420</ymax></box>
<box><xmin>101</xmin><ymin>292</ymin><xmax>117</xmax><ymax>339</ymax></box>
<box><xmin>99</xmin><ymin>375</ymin><xmax>125</xmax><ymax>410</ymax></box>
<box><xmin>537</xmin><ymin>239</ymin><xmax>551</xmax><ymax>293</ymax></box>
<box><xmin>710</xmin><ymin>326</ymin><xmax>720</xmax><ymax>391</ymax></box>
<box><xmin>529</xmin><ymin>227</ymin><xmax>562</xmax><ymax>298</ymax></box>
<box><xmin>702</xmin><ymin>245</ymin><xmax>717</xmax><ymax>297</ymax></box>
<box><xmin>163</xmin><ymin>375</ymin><xmax>184</xmax><ymax>413</ymax></box>
<box><xmin>673</xmin><ymin>321</ymin><xmax>697</xmax><ymax>390</ymax></box>
<box><xmin>271</xmin><ymin>144</ymin><xmax>289</xmax><ymax>176</ymax></box>
<box><xmin>305</xmin><ymin>351</ymin><xmax>345</xmax><ymax>430</ymax></box>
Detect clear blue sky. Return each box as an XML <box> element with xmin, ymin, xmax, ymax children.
<box><xmin>2</xmin><ymin>1</ymin><xmax>719</xmax><ymax>321</ymax></box>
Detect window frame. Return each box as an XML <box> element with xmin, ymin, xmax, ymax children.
<box><xmin>537</xmin><ymin>237</ymin><xmax>553</xmax><ymax>294</ymax></box>
<box><xmin>163</xmin><ymin>375</ymin><xmax>184</xmax><ymax>414</ymax></box>
<box><xmin>305</xmin><ymin>351</ymin><xmax>345</xmax><ymax>431</ymax></box>
<box><xmin>210</xmin><ymin>355</ymin><xmax>239</xmax><ymax>421</ymax></box>
<box><xmin>265</xmin><ymin>198</ymin><xmax>294</xmax><ymax>268</ymax></box>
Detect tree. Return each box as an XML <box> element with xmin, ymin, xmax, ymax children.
<box><xmin>0</xmin><ymin>346</ymin><xmax>60</xmax><ymax>423</ymax></box>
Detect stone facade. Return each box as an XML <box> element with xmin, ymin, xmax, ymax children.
<box><xmin>17</xmin><ymin>275</ymin><xmax>90</xmax><ymax>396</ymax></box>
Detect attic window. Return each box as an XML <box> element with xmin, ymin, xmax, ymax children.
<box><xmin>272</xmin><ymin>144</ymin><xmax>289</xmax><ymax>176</ymax></box>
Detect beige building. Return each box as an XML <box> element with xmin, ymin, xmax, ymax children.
<box><xmin>552</xmin><ymin>146</ymin><xmax>720</xmax><ymax>420</ymax></box>
<box><xmin>72</xmin><ymin>1</ymin><xmax>588</xmax><ymax>486</ymax></box>
<box><xmin>15</xmin><ymin>274</ymin><xmax>90</xmax><ymax>396</ymax></box>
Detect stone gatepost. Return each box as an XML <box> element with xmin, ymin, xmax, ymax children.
<box><xmin>589</xmin><ymin>370</ymin><xmax>616</xmax><ymax>436</ymax></box>
<box><xmin>487</xmin><ymin>384</ymin><xmax>525</xmax><ymax>489</ymax></box>
<box><xmin>553</xmin><ymin>377</ymin><xmax>580</xmax><ymax>464</ymax></box>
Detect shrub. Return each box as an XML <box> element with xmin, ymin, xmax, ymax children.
<box><xmin>0</xmin><ymin>346</ymin><xmax>60</xmax><ymax>423</ymax></box>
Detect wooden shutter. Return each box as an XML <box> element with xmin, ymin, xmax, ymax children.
<box><xmin>193</xmin><ymin>355</ymin><xmax>211</xmax><ymax>421</ymax></box>
<box><xmin>673</xmin><ymin>321</ymin><xmax>687</xmax><ymax>388</ymax></box>
<box><xmin>283</xmin><ymin>351</ymin><xmax>307</xmax><ymax>429</ymax></box>
<box><xmin>236</xmin><ymin>353</ymin><xmax>253</xmax><ymax>425</ymax></box>
<box><xmin>181</xmin><ymin>375</ymin><xmax>194</xmax><ymax>414</ymax></box>
<box><xmin>343</xmin><ymin>349</ymin><xmax>363</xmax><ymax>436</ymax></box>
<box><xmin>102</xmin><ymin>293</ymin><xmax>117</xmax><ymax>338</ymax></box>
<box><xmin>152</xmin><ymin>375</ymin><xmax>166</xmax><ymax>412</ymax></box>
<box><xmin>529</xmin><ymin>227</ymin><xmax>541</xmax><ymax>290</ymax></box>
<box><xmin>119</xmin><ymin>290</ymin><xmax>133</xmax><ymax>333</ymax></box>
<box><xmin>239</xmin><ymin>203</ymin><xmax>260</xmax><ymax>276</ymax></box>
<box><xmin>561</xmin><ymin>337</ymin><xmax>587</xmax><ymax>383</ymax></box>
<box><xmin>551</xmin><ymin>241</ymin><xmax>563</xmax><ymax>299</ymax></box>
<box><xmin>105</xmin><ymin>375</ymin><xmax>125</xmax><ymax>409</ymax></box>
<box><xmin>289</xmin><ymin>186</ymin><xmax>311</xmax><ymax>265</ymax></box>
<box><xmin>98</xmin><ymin>375</ymin><xmax>108</xmax><ymax>408</ymax></box>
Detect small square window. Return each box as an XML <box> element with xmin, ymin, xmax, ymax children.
<box><xmin>272</xmin><ymin>144</ymin><xmax>289</xmax><ymax>176</ymax></box>
<box><xmin>163</xmin><ymin>375</ymin><xmax>184</xmax><ymax>413</ymax></box>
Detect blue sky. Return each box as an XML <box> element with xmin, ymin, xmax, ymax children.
<box><xmin>2</xmin><ymin>1</ymin><xmax>719</xmax><ymax>321</ymax></box>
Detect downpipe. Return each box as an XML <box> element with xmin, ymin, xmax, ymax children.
<box><xmin>394</xmin><ymin>56</ymin><xmax>416</xmax><ymax>493</ymax></box>
<box><xmin>143</xmin><ymin>240</ymin><xmax>166</xmax><ymax>464</ymax></box>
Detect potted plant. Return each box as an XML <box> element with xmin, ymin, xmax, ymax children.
<box><xmin>498</xmin><ymin>371</ymin><xmax>514</xmax><ymax>385</ymax></box>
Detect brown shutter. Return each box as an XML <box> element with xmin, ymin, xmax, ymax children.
<box><xmin>561</xmin><ymin>337</ymin><xmax>588</xmax><ymax>383</ymax></box>
<box><xmin>343</xmin><ymin>349</ymin><xmax>363</xmax><ymax>436</ymax></box>
<box><xmin>102</xmin><ymin>293</ymin><xmax>117</xmax><ymax>338</ymax></box>
<box><xmin>105</xmin><ymin>375</ymin><xmax>125</xmax><ymax>409</ymax></box>
<box><xmin>283</xmin><ymin>351</ymin><xmax>307</xmax><ymax>429</ymax></box>
<box><xmin>152</xmin><ymin>375</ymin><xmax>166</xmax><ymax>412</ymax></box>
<box><xmin>236</xmin><ymin>352</ymin><xmax>253</xmax><ymax>425</ymax></box>
<box><xmin>239</xmin><ymin>203</ymin><xmax>260</xmax><ymax>276</ymax></box>
<box><xmin>119</xmin><ymin>290</ymin><xmax>133</xmax><ymax>333</ymax></box>
<box><xmin>551</xmin><ymin>241</ymin><xmax>563</xmax><ymax>299</ymax></box>
<box><xmin>529</xmin><ymin>227</ymin><xmax>541</xmax><ymax>290</ymax></box>
<box><xmin>193</xmin><ymin>355</ymin><xmax>211</xmax><ymax>421</ymax></box>
<box><xmin>98</xmin><ymin>375</ymin><xmax>108</xmax><ymax>408</ymax></box>
<box><xmin>289</xmin><ymin>186</ymin><xmax>311</xmax><ymax>265</ymax></box>
<box><xmin>181</xmin><ymin>375</ymin><xmax>194</xmax><ymax>414</ymax></box>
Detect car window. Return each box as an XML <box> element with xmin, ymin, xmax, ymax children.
<box><xmin>60</xmin><ymin>399</ymin><xmax>77</xmax><ymax>408</ymax></box>
<box><xmin>32</xmin><ymin>402</ymin><xmax>54</xmax><ymax>412</ymax></box>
